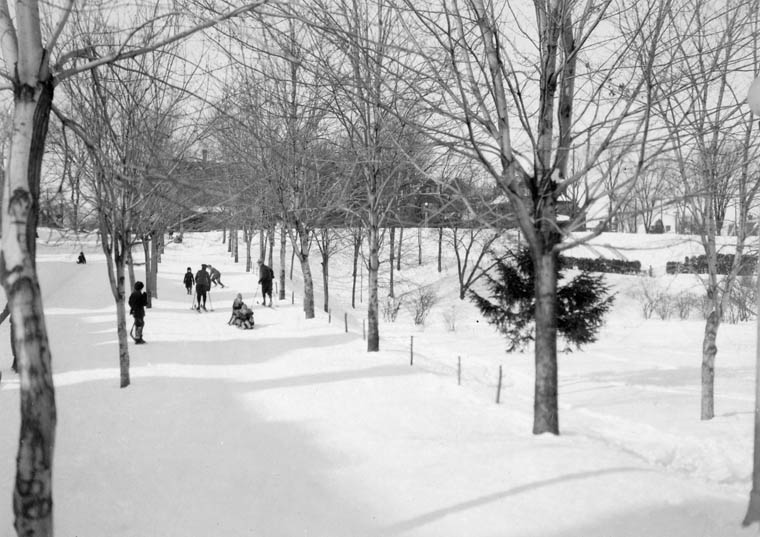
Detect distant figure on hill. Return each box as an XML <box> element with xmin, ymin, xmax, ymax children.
<box><xmin>208</xmin><ymin>264</ymin><xmax>225</xmax><ymax>288</ymax></box>
<box><xmin>195</xmin><ymin>264</ymin><xmax>210</xmax><ymax>311</ymax></box>
<box><xmin>76</xmin><ymin>251</ymin><xmax>86</xmax><ymax>264</ymax></box>
<box><xmin>128</xmin><ymin>281</ymin><xmax>148</xmax><ymax>344</ymax></box>
<box><xmin>183</xmin><ymin>267</ymin><xmax>194</xmax><ymax>295</ymax></box>
<box><xmin>257</xmin><ymin>259</ymin><xmax>274</xmax><ymax>307</ymax></box>
<box><xmin>230</xmin><ymin>293</ymin><xmax>254</xmax><ymax>329</ymax></box>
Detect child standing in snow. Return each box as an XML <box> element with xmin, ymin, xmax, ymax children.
<box><xmin>128</xmin><ymin>281</ymin><xmax>148</xmax><ymax>344</ymax></box>
<box><xmin>183</xmin><ymin>267</ymin><xmax>194</xmax><ymax>295</ymax></box>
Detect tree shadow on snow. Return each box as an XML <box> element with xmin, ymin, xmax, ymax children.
<box><xmin>143</xmin><ymin>332</ymin><xmax>363</xmax><ymax>366</ymax></box>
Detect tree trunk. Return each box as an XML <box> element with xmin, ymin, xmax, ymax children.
<box><xmin>100</xmin><ymin>223</ymin><xmax>131</xmax><ymax>389</ymax></box>
<box><xmin>244</xmin><ymin>226</ymin><xmax>252</xmax><ymax>272</ymax></box>
<box><xmin>417</xmin><ymin>226</ymin><xmax>422</xmax><ymax>265</ymax></box>
<box><xmin>367</xmin><ymin>221</ymin><xmax>380</xmax><ymax>351</ymax></box>
<box><xmin>533</xmin><ymin>247</ymin><xmax>559</xmax><ymax>435</ymax></box>
<box><xmin>143</xmin><ymin>238</ymin><xmax>152</xmax><ymax>308</ymax></box>
<box><xmin>389</xmin><ymin>226</ymin><xmax>395</xmax><ymax>298</ymax></box>
<box><xmin>437</xmin><ymin>227</ymin><xmax>443</xmax><ymax>272</ymax></box>
<box><xmin>299</xmin><ymin>253</ymin><xmax>315</xmax><ymax>319</ymax></box>
<box><xmin>701</xmin><ymin>306</ymin><xmax>720</xmax><ymax>420</ymax></box>
<box><xmin>279</xmin><ymin>225</ymin><xmax>287</xmax><ymax>300</ymax></box>
<box><xmin>115</xmin><ymin>260</ymin><xmax>130</xmax><ymax>388</ymax></box>
<box><xmin>126</xmin><ymin>243</ymin><xmax>135</xmax><ymax>292</ymax></box>
<box><xmin>322</xmin><ymin>252</ymin><xmax>329</xmax><ymax>313</ymax></box>
<box><xmin>397</xmin><ymin>226</ymin><xmax>403</xmax><ymax>271</ymax></box>
<box><xmin>150</xmin><ymin>231</ymin><xmax>159</xmax><ymax>301</ymax></box>
<box><xmin>268</xmin><ymin>225</ymin><xmax>275</xmax><ymax>267</ymax></box>
<box><xmin>233</xmin><ymin>228</ymin><xmax>239</xmax><ymax>263</ymax></box>
<box><xmin>3</xmin><ymin>78</ymin><xmax>56</xmax><ymax>536</ymax></box>
<box><xmin>10</xmin><ymin>314</ymin><xmax>17</xmax><ymax>372</ymax></box>
<box><xmin>351</xmin><ymin>227</ymin><xmax>361</xmax><ymax>309</ymax></box>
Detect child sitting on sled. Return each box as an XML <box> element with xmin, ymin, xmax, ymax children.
<box><xmin>230</xmin><ymin>293</ymin><xmax>254</xmax><ymax>329</ymax></box>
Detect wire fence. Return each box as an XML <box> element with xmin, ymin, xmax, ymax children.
<box><xmin>284</xmin><ymin>263</ymin><xmax>530</xmax><ymax>409</ymax></box>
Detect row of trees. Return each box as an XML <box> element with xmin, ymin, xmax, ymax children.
<box><xmin>3</xmin><ymin>0</ymin><xmax>760</xmax><ymax>534</ymax></box>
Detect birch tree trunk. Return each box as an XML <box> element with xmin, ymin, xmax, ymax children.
<box><xmin>299</xmin><ymin>254</ymin><xmax>315</xmax><ymax>319</ymax></box>
<box><xmin>367</xmin><ymin>219</ymin><xmax>380</xmax><ymax>351</ymax></box>
<box><xmin>3</xmin><ymin>74</ymin><xmax>57</xmax><ymax>536</ymax></box>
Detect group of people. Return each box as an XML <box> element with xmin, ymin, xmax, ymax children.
<box><xmin>183</xmin><ymin>263</ymin><xmax>225</xmax><ymax>311</ymax></box>
<box><xmin>128</xmin><ymin>259</ymin><xmax>276</xmax><ymax>343</ymax></box>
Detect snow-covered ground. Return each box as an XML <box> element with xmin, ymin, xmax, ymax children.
<box><xmin>0</xmin><ymin>228</ymin><xmax>758</xmax><ymax>536</ymax></box>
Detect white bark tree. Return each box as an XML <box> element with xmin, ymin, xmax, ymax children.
<box><xmin>651</xmin><ymin>0</ymin><xmax>760</xmax><ymax>422</ymax></box>
<box><xmin>0</xmin><ymin>2</ymin><xmax>265</xmax><ymax>533</ymax></box>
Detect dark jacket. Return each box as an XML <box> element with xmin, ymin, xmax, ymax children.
<box><xmin>183</xmin><ymin>271</ymin><xmax>194</xmax><ymax>286</ymax></box>
<box><xmin>128</xmin><ymin>290</ymin><xmax>147</xmax><ymax>319</ymax></box>
<box><xmin>195</xmin><ymin>269</ymin><xmax>210</xmax><ymax>290</ymax></box>
<box><xmin>258</xmin><ymin>264</ymin><xmax>274</xmax><ymax>284</ymax></box>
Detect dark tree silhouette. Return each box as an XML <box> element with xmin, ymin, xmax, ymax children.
<box><xmin>471</xmin><ymin>248</ymin><xmax>615</xmax><ymax>352</ymax></box>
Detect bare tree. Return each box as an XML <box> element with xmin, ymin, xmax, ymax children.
<box><xmin>394</xmin><ymin>0</ymin><xmax>676</xmax><ymax>434</ymax></box>
<box><xmin>651</xmin><ymin>0</ymin><xmax>760</xmax><ymax>422</ymax></box>
<box><xmin>0</xmin><ymin>2</ymin><xmax>265</xmax><ymax>533</ymax></box>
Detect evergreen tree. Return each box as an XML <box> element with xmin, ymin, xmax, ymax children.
<box><xmin>471</xmin><ymin>248</ymin><xmax>615</xmax><ymax>352</ymax></box>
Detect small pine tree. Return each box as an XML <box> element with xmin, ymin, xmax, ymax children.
<box><xmin>470</xmin><ymin>248</ymin><xmax>615</xmax><ymax>352</ymax></box>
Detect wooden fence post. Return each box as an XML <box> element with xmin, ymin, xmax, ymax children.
<box><xmin>410</xmin><ymin>336</ymin><xmax>414</xmax><ymax>366</ymax></box>
<box><xmin>344</xmin><ymin>312</ymin><xmax>348</xmax><ymax>333</ymax></box>
<box><xmin>496</xmin><ymin>365</ymin><xmax>503</xmax><ymax>404</ymax></box>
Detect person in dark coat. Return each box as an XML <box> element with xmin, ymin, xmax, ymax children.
<box><xmin>195</xmin><ymin>264</ymin><xmax>211</xmax><ymax>311</ymax></box>
<box><xmin>208</xmin><ymin>264</ymin><xmax>225</xmax><ymax>288</ymax></box>
<box><xmin>257</xmin><ymin>259</ymin><xmax>274</xmax><ymax>307</ymax></box>
<box><xmin>76</xmin><ymin>251</ymin><xmax>86</xmax><ymax>264</ymax></box>
<box><xmin>128</xmin><ymin>281</ymin><xmax>148</xmax><ymax>344</ymax></box>
<box><xmin>183</xmin><ymin>267</ymin><xmax>194</xmax><ymax>295</ymax></box>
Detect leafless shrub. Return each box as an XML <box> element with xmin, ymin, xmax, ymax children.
<box><xmin>442</xmin><ymin>305</ymin><xmax>457</xmax><ymax>332</ymax></box>
<box><xmin>653</xmin><ymin>295</ymin><xmax>673</xmax><ymax>320</ymax></box>
<box><xmin>673</xmin><ymin>291</ymin><xmax>700</xmax><ymax>320</ymax></box>
<box><xmin>408</xmin><ymin>286</ymin><xmax>438</xmax><ymax>326</ymax></box>
<box><xmin>725</xmin><ymin>276</ymin><xmax>757</xmax><ymax>324</ymax></box>
<box><xmin>632</xmin><ymin>277</ymin><xmax>672</xmax><ymax>320</ymax></box>
<box><xmin>382</xmin><ymin>295</ymin><xmax>403</xmax><ymax>322</ymax></box>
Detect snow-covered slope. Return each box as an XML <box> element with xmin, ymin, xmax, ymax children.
<box><xmin>0</xmin><ymin>229</ymin><xmax>755</xmax><ymax>536</ymax></box>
